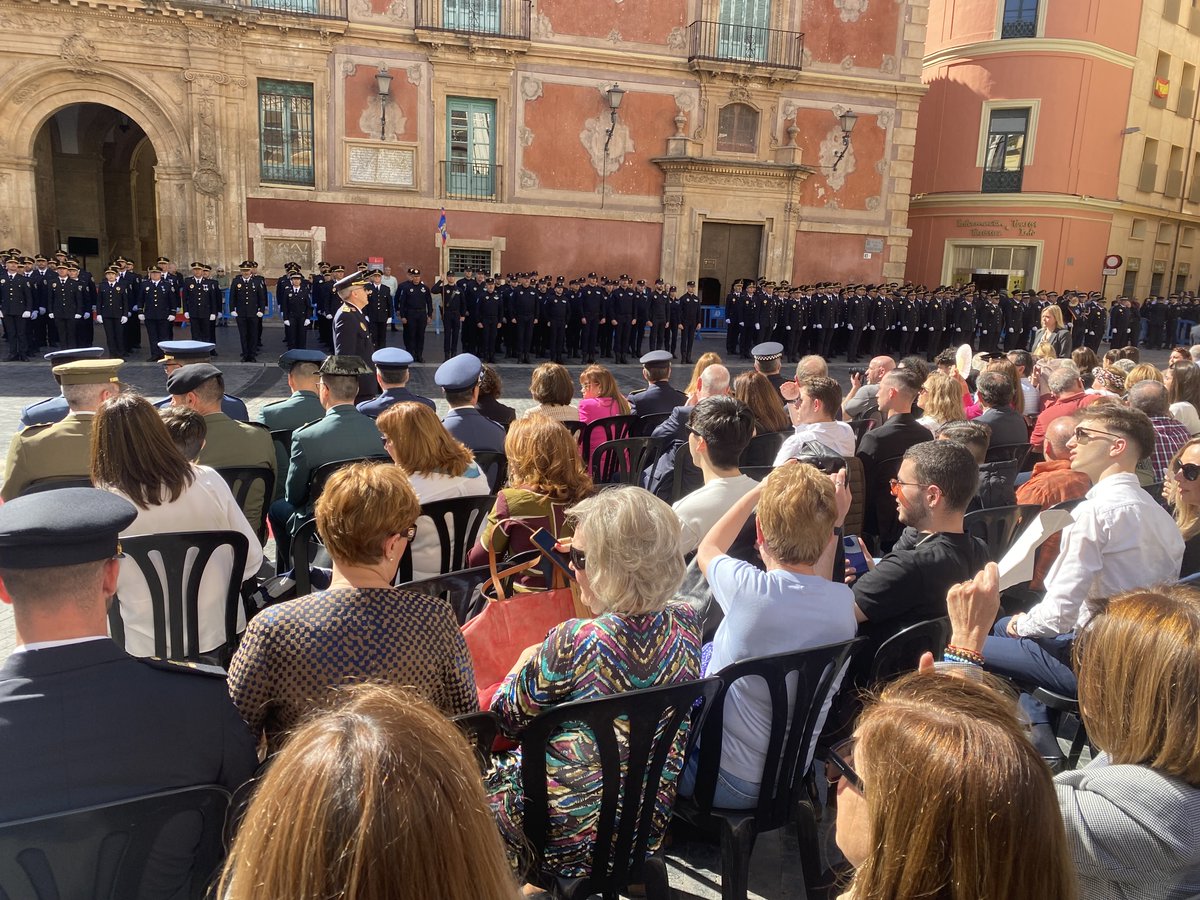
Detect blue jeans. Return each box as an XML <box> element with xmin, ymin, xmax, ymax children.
<box><xmin>984</xmin><ymin>617</ymin><xmax>1076</xmax><ymax>756</ymax></box>
<box><xmin>678</xmin><ymin>752</ymin><xmax>761</xmax><ymax>810</ymax></box>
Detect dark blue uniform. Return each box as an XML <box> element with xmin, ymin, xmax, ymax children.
<box><xmin>356</xmin><ymin>386</ymin><xmax>436</xmax><ymax>418</ymax></box>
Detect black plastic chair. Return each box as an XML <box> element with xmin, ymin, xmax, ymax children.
<box><xmin>674</xmin><ymin>640</ymin><xmax>862</xmax><ymax>900</ymax></box>
<box><xmin>578</xmin><ymin>415</ymin><xmax>639</xmax><ymax>463</ymax></box>
<box><xmin>638</xmin><ymin>412</ymin><xmax>671</xmax><ymax>436</ymax></box>
<box><xmin>18</xmin><ymin>475</ymin><xmax>94</xmax><ymax>496</ymax></box>
<box><xmin>869</xmin><ymin>617</ymin><xmax>951</xmax><ymax>686</ymax></box>
<box><xmin>399</xmin><ymin>548</ymin><xmax>544</xmax><ymax>625</ymax></box>
<box><xmin>590</xmin><ymin>437</ymin><xmax>663</xmax><ymax>485</ymax></box>
<box><xmin>562</xmin><ymin>420</ymin><xmax>584</xmax><ymax>437</ymax></box>
<box><xmin>472</xmin><ymin>451</ymin><xmax>509</xmax><ymax>493</ymax></box>
<box><xmin>290</xmin><ymin>517</ymin><xmax>325</xmax><ymax>597</ymax></box>
<box><xmin>214</xmin><ymin>466</ymin><xmax>275</xmax><ymax>543</ymax></box>
<box><xmin>1031</xmin><ymin>687</ymin><xmax>1092</xmax><ymax>772</ymax></box>
<box><xmin>108</xmin><ymin>530</ymin><xmax>250</xmax><ymax>664</ymax></box>
<box><xmin>963</xmin><ymin>505</ymin><xmax>1024</xmax><ymax>561</ymax></box>
<box><xmin>305</xmin><ymin>455</ymin><xmax>390</xmax><ymax>507</ymax></box>
<box><xmin>410</xmin><ymin>495</ymin><xmax>498</xmax><ymax>579</ymax></box>
<box><xmin>1016</xmin><ymin>502</ymin><xmax>1043</xmax><ymax>526</ymax></box>
<box><xmin>519</xmin><ymin>678</ymin><xmax>722</xmax><ymax>899</ymax></box>
<box><xmin>0</xmin><ymin>785</ymin><xmax>229</xmax><ymax>900</ymax></box>
<box><xmin>848</xmin><ymin>417</ymin><xmax>874</xmax><ymax>449</ymax></box>
<box><xmin>741</xmin><ymin>466</ymin><xmax>775</xmax><ymax>482</ymax></box>
<box><xmin>739</xmin><ymin>431</ymin><xmax>785</xmax><ymax>468</ymax></box>
<box><xmin>669</xmin><ymin>442</ymin><xmax>703</xmax><ymax>503</ymax></box>
<box><xmin>985</xmin><ymin>442</ymin><xmax>1031</xmax><ymax>469</ymax></box>
<box><xmin>452</xmin><ymin>710</ymin><xmax>501</xmax><ymax>774</ymax></box>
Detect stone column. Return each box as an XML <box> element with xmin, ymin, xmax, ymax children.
<box><xmin>0</xmin><ymin>154</ymin><xmax>40</xmax><ymax>252</ymax></box>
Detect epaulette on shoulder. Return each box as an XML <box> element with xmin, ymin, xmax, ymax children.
<box><xmin>19</xmin><ymin>422</ymin><xmax>55</xmax><ymax>435</ymax></box>
<box><xmin>137</xmin><ymin>656</ymin><xmax>227</xmax><ymax>678</ymax></box>
<box><xmin>628</xmin><ymin>388</ymin><xmax>646</xmax><ymax>396</ymax></box>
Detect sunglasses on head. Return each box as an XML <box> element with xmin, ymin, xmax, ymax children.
<box><xmin>1174</xmin><ymin>459</ymin><xmax>1200</xmax><ymax>482</ymax></box>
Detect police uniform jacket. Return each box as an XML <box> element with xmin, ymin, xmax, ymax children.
<box><xmin>398</xmin><ymin>281</ymin><xmax>433</xmax><ymax>318</ymax></box>
<box><xmin>183</xmin><ymin>276</ymin><xmax>218</xmax><ymax>320</ymax></box>
<box><xmin>139</xmin><ymin>278</ymin><xmax>175</xmax><ymax>320</ymax></box>
<box><xmin>680</xmin><ymin>292</ymin><xmax>701</xmax><ymax>326</ymax></box>
<box><xmin>629</xmin><ymin>381</ymin><xmax>688</xmax><ymax>418</ymax></box>
<box><xmin>195</xmin><ymin>412</ymin><xmax>275</xmax><ymax>535</ymax></box>
<box><xmin>1</xmin><ymin>412</ymin><xmax>94</xmax><ymax>501</ymax></box>
<box><xmin>365</xmin><ymin>283</ymin><xmax>393</xmax><ymax>324</ymax></box>
<box><xmin>281</xmin><ymin>281</ymin><xmax>314</xmax><ymax>322</ymax></box>
<box><xmin>229</xmin><ymin>275</ymin><xmax>266</xmax><ymax>317</ymax></box>
<box><xmin>97</xmin><ymin>280</ymin><xmax>130</xmax><ymax>320</ymax></box>
<box><xmin>543</xmin><ymin>294</ymin><xmax>570</xmax><ymax>324</ymax></box>
<box><xmin>579</xmin><ymin>286</ymin><xmax>606</xmax><ymax>320</ymax></box>
<box><xmin>356</xmin><ymin>386</ymin><xmax>435</xmax><ymax>418</ymax></box>
<box><xmin>477</xmin><ymin>290</ymin><xmax>502</xmax><ymax>322</ymax></box>
<box><xmin>0</xmin><ymin>639</ymin><xmax>257</xmax><ymax>823</ymax></box>
<box><xmin>0</xmin><ymin>270</ymin><xmax>32</xmax><ymax>317</ymax></box>
<box><xmin>441</xmin><ymin>406</ymin><xmax>505</xmax><ymax>454</ymax></box>
<box><xmin>333</xmin><ymin>302</ymin><xmax>374</xmax><ymax>359</ymax></box>
<box><xmin>284</xmin><ymin>405</ymin><xmax>385</xmax><ymax>516</ymax></box>
<box><xmin>49</xmin><ymin>278</ymin><xmax>83</xmax><ymax>320</ymax></box>
<box><xmin>27</xmin><ymin>268</ymin><xmax>51</xmax><ymax>311</ymax></box>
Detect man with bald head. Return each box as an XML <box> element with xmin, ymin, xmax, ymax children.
<box><xmin>843</xmin><ymin>355</ymin><xmax>896</xmax><ymax>419</ymax></box>
<box><xmin>644</xmin><ymin>363</ymin><xmax>731</xmax><ymax>500</ymax></box>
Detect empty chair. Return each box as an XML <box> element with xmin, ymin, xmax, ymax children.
<box><xmin>0</xmin><ymin>786</ymin><xmax>230</xmax><ymax>900</ymax></box>
<box><xmin>590</xmin><ymin>436</ymin><xmax>663</xmax><ymax>485</ymax></box>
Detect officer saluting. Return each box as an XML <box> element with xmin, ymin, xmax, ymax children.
<box><xmin>332</xmin><ymin>269</ymin><xmax>377</xmax><ymax>403</ymax></box>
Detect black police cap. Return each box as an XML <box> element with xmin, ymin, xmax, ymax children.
<box><xmin>0</xmin><ymin>488</ymin><xmax>137</xmax><ymax>569</ymax></box>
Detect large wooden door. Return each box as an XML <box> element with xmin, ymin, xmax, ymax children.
<box><xmin>698</xmin><ymin>222</ymin><xmax>763</xmax><ymax>303</ymax></box>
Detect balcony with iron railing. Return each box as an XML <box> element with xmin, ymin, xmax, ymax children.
<box><xmin>687</xmin><ymin>19</ymin><xmax>804</xmax><ymax>74</ymax></box>
<box><xmin>438</xmin><ymin>160</ymin><xmax>502</xmax><ymax>201</ymax></box>
<box><xmin>170</xmin><ymin>0</ymin><xmax>349</xmax><ymax>20</ymax></box>
<box><xmin>415</xmin><ymin>0</ymin><xmax>530</xmax><ymax>41</ymax></box>
<box><xmin>982</xmin><ymin>169</ymin><xmax>1023</xmax><ymax>193</ymax></box>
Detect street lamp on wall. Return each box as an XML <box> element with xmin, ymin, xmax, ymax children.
<box><xmin>601</xmin><ymin>83</ymin><xmax>626</xmax><ymax>209</ymax></box>
<box><xmin>831</xmin><ymin>109</ymin><xmax>858</xmax><ymax>171</ymax></box>
<box><xmin>376</xmin><ymin>65</ymin><xmax>393</xmax><ymax>142</ymax></box>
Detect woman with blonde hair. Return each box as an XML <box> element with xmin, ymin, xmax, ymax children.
<box><xmin>218</xmin><ymin>684</ymin><xmax>518</xmax><ymax>900</ymax></box>
<box><xmin>733</xmin><ymin>370</ymin><xmax>791</xmax><ymax>435</ymax></box>
<box><xmin>466</xmin><ymin>414</ymin><xmax>593</xmax><ymax>581</ymax></box>
<box><xmin>377</xmin><ymin>402</ymin><xmax>489</xmax><ymax>580</ymax></box>
<box><xmin>228</xmin><ymin>462</ymin><xmax>477</xmax><ymax>750</ymax></box>
<box><xmin>1167</xmin><ymin>437</ymin><xmax>1200</xmax><ymax>576</ymax></box>
<box><xmin>1032</xmin><ymin>304</ymin><xmax>1071</xmax><ymax>358</ymax></box>
<box><xmin>832</xmin><ymin>671</ymin><xmax>1076</xmax><ymax>900</ymax></box>
<box><xmin>684</xmin><ymin>351</ymin><xmax>722</xmax><ymax>404</ymax></box>
<box><xmin>523</xmin><ymin>362</ymin><xmax>579</xmax><ymax>422</ymax></box>
<box><xmin>1166</xmin><ymin>362</ymin><xmax>1200</xmax><ymax>434</ymax></box>
<box><xmin>916</xmin><ymin>372</ymin><xmax>967</xmax><ymax>431</ymax></box>
<box><xmin>486</xmin><ymin>486</ymin><xmax>701</xmax><ymax>878</ymax></box>
<box><xmin>1124</xmin><ymin>362</ymin><xmax>1165</xmax><ymax>392</ymax></box>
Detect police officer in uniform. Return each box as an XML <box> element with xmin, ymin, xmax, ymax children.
<box><xmin>678</xmin><ymin>280</ymin><xmax>702</xmax><ymax>365</ymax></box>
<box><xmin>256</xmin><ymin>349</ymin><xmax>327</xmax><ymax>493</ymax></box>
<box><xmin>357</xmin><ymin>347</ymin><xmax>435</xmax><ymax>418</ymax></box>
<box><xmin>609</xmin><ymin>276</ymin><xmax>636</xmax><ymax>365</ymax></box>
<box><xmin>436</xmin><ymin>353</ymin><xmax>505</xmax><ymax>454</ymax></box>
<box><xmin>648</xmin><ymin>279</ymin><xmax>668</xmax><ymax>352</ymax></box>
<box><xmin>475</xmin><ymin>277</ymin><xmax>503</xmax><ymax>363</ymax></box>
<box><xmin>0</xmin><ymin>487</ymin><xmax>257</xmax><ymax>841</ymax></box>
<box><xmin>228</xmin><ymin>261</ymin><xmax>266</xmax><ymax>362</ymax></box>
<box><xmin>182</xmin><ymin>262</ymin><xmax>218</xmax><ymax>345</ymax></box>
<box><xmin>136</xmin><ymin>266</ymin><xmax>175</xmax><ymax>362</ymax></box>
<box><xmin>47</xmin><ymin>260</ymin><xmax>82</xmax><ymax>350</ymax></box>
<box><xmin>332</xmin><ymin>271</ymin><xmax>377</xmax><ymax>403</ymax></box>
<box><xmin>279</xmin><ymin>271</ymin><xmax>312</xmax><ymax>351</ymax></box>
<box><xmin>544</xmin><ymin>280</ymin><xmax>571</xmax><ymax>364</ymax></box>
<box><xmin>628</xmin><ymin>349</ymin><xmax>687</xmax><ymax>419</ymax></box>
<box><xmin>511</xmin><ymin>273</ymin><xmax>539</xmax><ymax>364</ymax></box>
<box><xmin>20</xmin><ymin>346</ymin><xmax>107</xmax><ymax>429</ymax></box>
<box><xmin>0</xmin><ymin>254</ymin><xmax>33</xmax><ymax>361</ymax></box>
<box><xmin>439</xmin><ymin>270</ymin><xmax>466</xmax><ymax>358</ymax></box>
<box><xmin>398</xmin><ymin>268</ymin><xmax>433</xmax><ymax>362</ymax></box>
<box><xmin>364</xmin><ymin>269</ymin><xmax>392</xmax><ymax>352</ymax></box>
<box><xmin>314</xmin><ymin>263</ymin><xmax>337</xmax><ymax>351</ymax></box>
<box><xmin>578</xmin><ymin>272</ymin><xmax>606</xmax><ymax>364</ymax></box>
<box><xmin>152</xmin><ymin>340</ymin><xmax>250</xmax><ymax>422</ymax></box>
<box><xmin>2</xmin><ymin>358</ymin><xmax>124</xmax><ymax>500</ymax></box>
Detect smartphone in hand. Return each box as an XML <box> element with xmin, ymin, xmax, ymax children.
<box><xmin>843</xmin><ymin>535</ymin><xmax>871</xmax><ymax>577</ymax></box>
<box><xmin>530</xmin><ymin>527</ymin><xmax>576</xmax><ymax>581</ymax></box>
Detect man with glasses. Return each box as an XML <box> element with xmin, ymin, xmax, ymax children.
<box><xmin>984</xmin><ymin>405</ymin><xmax>1183</xmax><ymax>760</ymax></box>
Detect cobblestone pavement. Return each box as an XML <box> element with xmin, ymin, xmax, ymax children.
<box><xmin>0</xmin><ymin>322</ymin><xmax>1166</xmax><ymax>899</ymax></box>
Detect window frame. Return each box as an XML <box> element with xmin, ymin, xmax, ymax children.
<box><xmin>445</xmin><ymin>96</ymin><xmax>498</xmax><ymax>200</ymax></box>
<box><xmin>716</xmin><ymin>102</ymin><xmax>761</xmax><ymax>155</ymax></box>
<box><xmin>258</xmin><ymin>79</ymin><xmax>316</xmax><ymax>188</ymax></box>
<box><xmin>981</xmin><ymin>107</ymin><xmax>1030</xmax><ymax>193</ymax></box>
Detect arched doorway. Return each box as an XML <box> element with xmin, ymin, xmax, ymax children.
<box><xmin>33</xmin><ymin>103</ymin><xmax>158</xmax><ymax>268</ymax></box>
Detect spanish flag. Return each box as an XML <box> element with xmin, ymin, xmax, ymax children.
<box><xmin>1155</xmin><ymin>78</ymin><xmax>1170</xmax><ymax>100</ymax></box>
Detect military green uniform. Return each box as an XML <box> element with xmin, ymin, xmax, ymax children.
<box><xmin>1</xmin><ymin>413</ymin><xmax>94</xmax><ymax>501</ymax></box>
<box><xmin>255</xmin><ymin>390</ymin><xmax>324</xmax><ymax>498</ymax></box>
<box><xmin>196</xmin><ymin>412</ymin><xmax>276</xmax><ymax>541</ymax></box>
<box><xmin>281</xmin><ymin>405</ymin><xmax>383</xmax><ymax>522</ymax></box>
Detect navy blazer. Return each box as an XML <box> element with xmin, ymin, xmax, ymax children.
<box><xmin>629</xmin><ymin>381</ymin><xmax>687</xmax><ymax>419</ymax></box>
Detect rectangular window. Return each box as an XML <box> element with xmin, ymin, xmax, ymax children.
<box><xmin>982</xmin><ymin>108</ymin><xmax>1028</xmax><ymax>193</ymax></box>
<box><xmin>1001</xmin><ymin>0</ymin><xmax>1038</xmax><ymax>38</ymax></box>
<box><xmin>1131</xmin><ymin>218</ymin><xmax>1147</xmax><ymax>240</ymax></box>
<box><xmin>443</xmin><ymin>0</ymin><xmax>500</xmax><ymax>34</ymax></box>
<box><xmin>448</xmin><ymin>248</ymin><xmax>493</xmax><ymax>274</ymax></box>
<box><xmin>1153</xmin><ymin>52</ymin><xmax>1172</xmax><ymax>107</ymax></box>
<box><xmin>1166</xmin><ymin>0</ymin><xmax>1182</xmax><ymax>23</ymax></box>
<box><xmin>258</xmin><ymin>80</ymin><xmax>315</xmax><ymax>186</ymax></box>
<box><xmin>1138</xmin><ymin>138</ymin><xmax>1160</xmax><ymax>192</ymax></box>
<box><xmin>717</xmin><ymin>0</ymin><xmax>772</xmax><ymax>62</ymax></box>
<box><xmin>1122</xmin><ymin>269</ymin><xmax>1139</xmax><ymax>295</ymax></box>
<box><xmin>445</xmin><ymin>97</ymin><xmax>497</xmax><ymax>200</ymax></box>
<box><xmin>1180</xmin><ymin>63</ymin><xmax>1197</xmax><ymax>117</ymax></box>
<box><xmin>1183</xmin><ymin>227</ymin><xmax>1197</xmax><ymax>247</ymax></box>
<box><xmin>1167</xmin><ymin>146</ymin><xmax>1186</xmax><ymax>197</ymax></box>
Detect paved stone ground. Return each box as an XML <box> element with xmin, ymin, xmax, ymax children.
<box><xmin>0</xmin><ymin>322</ymin><xmax>1162</xmax><ymax>899</ymax></box>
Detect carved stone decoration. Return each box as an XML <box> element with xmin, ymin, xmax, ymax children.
<box><xmin>877</xmin><ymin>109</ymin><xmax>894</xmax><ymax>128</ymax></box>
<box><xmin>674</xmin><ymin>92</ymin><xmax>695</xmax><ymax>112</ymax></box>
<box><xmin>521</xmin><ymin>77</ymin><xmax>543</xmax><ymax>102</ymax></box>
<box><xmin>531</xmin><ymin>11</ymin><xmax>553</xmax><ymax>38</ymax></box>
<box><xmin>692</xmin><ymin>98</ymin><xmax>707</xmax><ymax>140</ymax></box>
<box><xmin>519</xmin><ymin>168</ymin><xmax>540</xmax><ymax>189</ymax></box>
<box><xmin>358</xmin><ymin>96</ymin><xmax>406</xmax><ymax>141</ymax></box>
<box><xmin>196</xmin><ymin>97</ymin><xmax>219</xmax><ymax>169</ymax></box>
<box><xmin>865</xmin><ymin>195</ymin><xmax>881</xmax><ymax>211</ymax></box>
<box><xmin>580</xmin><ymin>115</ymin><xmax>634</xmax><ymax>178</ymax></box>
<box><xmin>663</xmin><ymin>194</ymin><xmax>684</xmax><ymax>211</ymax></box>
<box><xmin>12</xmin><ymin>85</ymin><xmax>36</xmax><ymax>105</ymax></box>
<box><xmin>666</xmin><ymin>26</ymin><xmax>686</xmax><ymax>50</ymax></box>
<box><xmin>674</xmin><ymin>112</ymin><xmax>686</xmax><ymax>137</ymax></box>
<box><xmin>193</xmin><ymin>167</ymin><xmax>225</xmax><ymax>197</ymax></box>
<box><xmin>818</xmin><ymin>125</ymin><xmax>855</xmax><ymax>191</ymax></box>
<box><xmin>768</xmin><ymin>103</ymin><xmax>778</xmax><ymax>150</ymax></box>
<box><xmin>342</xmin><ymin>61</ymin><xmax>359</xmax><ymax>77</ymax></box>
<box><xmin>60</xmin><ymin>33</ymin><xmax>100</xmax><ymax>75</ymax></box>
<box><xmin>834</xmin><ymin>0</ymin><xmax>869</xmax><ymax>22</ymax></box>
<box><xmin>407</xmin><ymin>64</ymin><xmax>423</xmax><ymax>86</ymax></box>
<box><xmin>519</xmin><ymin>126</ymin><xmax>535</xmax><ymax>147</ymax></box>
<box><xmin>880</xmin><ymin>55</ymin><xmax>896</xmax><ymax>74</ymax></box>
<box><xmin>729</xmin><ymin>84</ymin><xmax>750</xmax><ymax>103</ymax></box>
<box><xmin>607</xmin><ymin>28</ymin><xmax>622</xmax><ymax>44</ymax></box>
<box><xmin>874</xmin><ymin>159</ymin><xmax>888</xmax><ymax>175</ymax></box>
<box><xmin>840</xmin><ymin>56</ymin><xmax>856</xmax><ymax>70</ymax></box>
<box><xmin>385</xmin><ymin>0</ymin><xmax>407</xmax><ymax>19</ymax></box>
<box><xmin>183</xmin><ymin>70</ymin><xmax>250</xmax><ymax>93</ymax></box>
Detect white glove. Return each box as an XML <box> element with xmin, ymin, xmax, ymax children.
<box><xmin>902</xmin><ymin>326</ymin><xmax>908</xmax><ymax>331</ymax></box>
<box><xmin>73</xmin><ymin>314</ymin><xmax>81</xmax><ymax>319</ymax></box>
<box><xmin>183</xmin><ymin>312</ymin><xmax>190</xmax><ymax>320</ymax></box>
<box><xmin>120</xmin><ymin>316</ymin><xmax>128</xmax><ymax>325</ymax></box>
<box><xmin>785</xmin><ymin>326</ymin><xmax>792</xmax><ymax>330</ymax></box>
<box><xmin>231</xmin><ymin>310</ymin><xmax>238</xmax><ymax>317</ymax></box>
<box><xmin>96</xmin><ymin>314</ymin><xmax>103</xmax><ymax>324</ymax></box>
<box><xmin>21</xmin><ymin>310</ymin><xmax>30</xmax><ymax>319</ymax></box>
<box><xmin>29</xmin><ymin>310</ymin><xmax>37</xmax><ymax>320</ymax></box>
<box><xmin>755</xmin><ymin>323</ymin><xmax>761</xmax><ymax>330</ymax></box>
<box><xmin>725</xmin><ymin>318</ymin><xmax>731</xmax><ymax>324</ymax></box>
<box><xmin>209</xmin><ymin>314</ymin><xmax>216</xmax><ymax>321</ymax></box>
<box><xmin>283</xmin><ymin>319</ymin><xmax>290</xmax><ymax>326</ymax></box>
<box><xmin>48</xmin><ymin>312</ymin><xmax>54</xmax><ymax>319</ymax></box>
<box><xmin>256</xmin><ymin>311</ymin><xmax>264</xmax><ymax>318</ymax></box>
<box><xmin>815</xmin><ymin>323</ymin><xmax>822</xmax><ymax>329</ymax></box>
<box><xmin>38</xmin><ymin>307</ymin><xmax>45</xmax><ymax>314</ymax></box>
<box><xmin>847</xmin><ymin>324</ymin><xmax>853</xmax><ymax>330</ymax></box>
<box><xmin>138</xmin><ymin>314</ymin><xmax>145</xmax><ymax>322</ymax></box>
<box><xmin>325</xmin><ymin>313</ymin><xmax>332</xmax><ymax>320</ymax></box>
<box><xmin>83</xmin><ymin>312</ymin><xmax>91</xmax><ymax>320</ymax></box>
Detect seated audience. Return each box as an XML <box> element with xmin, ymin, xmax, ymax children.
<box><xmin>91</xmin><ymin>394</ymin><xmax>262</xmax><ymax>658</ymax></box>
<box><xmin>486</xmin><ymin>487</ymin><xmax>700</xmax><ymax>876</ymax></box>
<box><xmin>644</xmin><ymin>364</ymin><xmax>731</xmax><ymax>500</ymax></box>
<box><xmin>672</xmin><ymin>397</ymin><xmax>757</xmax><ymax>556</ymax></box>
<box><xmin>856</xmin><ymin>368</ymin><xmax>934</xmax><ymax>552</ymax></box>
<box><xmin>842</xmin><ymin>356</ymin><xmax>895</xmax><ymax>419</ymax></box>
<box><xmin>750</xmin><ymin>341</ymin><xmax>790</xmax><ymax>395</ymax></box>
<box><xmin>467</xmin><ymin>414</ymin><xmax>593</xmax><ymax>580</ymax></box>
<box><xmin>356</xmin><ymin>347</ymin><xmax>435</xmax><ymax>418</ymax></box>
<box><xmin>628</xmin><ymin>349</ymin><xmax>687</xmax><ymax>418</ymax></box>
<box><xmin>833</xmin><ymin>670</ymin><xmax>1074</xmax><ymax>900</ymax></box>
<box><xmin>972</xmin><ymin>370</ymin><xmax>1029</xmax><ymax>446</ymax></box>
<box><xmin>477</xmin><ymin>363</ymin><xmax>517</xmax><ymax>429</ymax></box>
<box><xmin>1029</xmin><ymin>362</ymin><xmax>1101</xmax><ymax>452</ymax></box>
<box><xmin>1090</xmin><ymin>365</ymin><xmax>1126</xmax><ymax>397</ymax></box>
<box><xmin>1167</xmin><ymin>437</ymin><xmax>1200</xmax><ymax>578</ymax></box>
<box><xmin>939</xmin><ymin>567</ymin><xmax>1200</xmax><ymax>899</ymax></box>
<box><xmin>684</xmin><ymin>352</ymin><xmax>723</xmax><ymax>405</ymax></box>
<box><xmin>1124</xmin><ymin>362</ymin><xmax>1164</xmax><ymax>392</ymax></box>
<box><xmin>228</xmin><ymin>462</ymin><xmax>477</xmax><ymax>752</ymax></box>
<box><xmin>685</xmin><ymin>463</ymin><xmax>855</xmax><ymax>808</ymax></box>
<box><xmin>523</xmin><ymin>362</ymin><xmax>579</xmax><ymax>422</ymax></box>
<box><xmin>984</xmin><ymin>404</ymin><xmax>1183</xmax><ymax>757</ymax></box>
<box><xmin>1071</xmin><ymin>346</ymin><xmax>1100</xmax><ymax>389</ymax></box>
<box><xmin>1166</xmin><ymin>361</ymin><xmax>1200</xmax><ymax>435</ymax></box>
<box><xmin>256</xmin><ymin>350</ymin><xmax>326</xmax><ymax>499</ymax></box>
<box><xmin>795</xmin><ymin>354</ymin><xmax>828</xmax><ymax>380</ymax></box>
<box><xmin>1006</xmin><ymin>349</ymin><xmax>1040</xmax><ymax>411</ymax></box>
<box><xmin>578</xmin><ymin>364</ymin><xmax>631</xmax><ymax>464</ymax></box>
<box><xmin>775</xmin><ymin>375</ymin><xmax>855</xmax><ymax>463</ymax></box>
<box><xmin>1191</xmin><ymin>345</ymin><xmax>1200</xmax><ymax>363</ymax></box>
<box><xmin>1169</xmin><ymin>345</ymin><xmax>1193</xmax><ymax>367</ymax></box>
<box><xmin>916</xmin><ymin>371</ymin><xmax>967</xmax><ymax>432</ymax></box>
<box><xmin>937</xmin><ymin>420</ymin><xmax>1015</xmax><ymax>511</ymax></box>
<box><xmin>852</xmin><ymin>440</ymin><xmax>989</xmax><ymax>646</ymax></box>
<box><xmin>218</xmin><ymin>685</ymin><xmax>518</xmax><ymax>900</ymax></box>
<box><xmin>437</xmin><ymin>354</ymin><xmax>506</xmax><ymax>454</ymax></box>
<box><xmin>733</xmin><ymin>371</ymin><xmax>791</xmax><ymax>435</ymax></box>
<box><xmin>1127</xmin><ymin>379</ymin><xmax>1191</xmax><ymax>482</ymax></box>
<box><xmin>377</xmin><ymin>402</ymin><xmax>490</xmax><ymax>580</ymax></box>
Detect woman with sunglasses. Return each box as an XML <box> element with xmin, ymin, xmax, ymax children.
<box><xmin>1168</xmin><ymin>437</ymin><xmax>1200</xmax><ymax>577</ymax></box>
<box><xmin>228</xmin><ymin>461</ymin><xmax>478</xmax><ymax>753</ymax></box>
<box><xmin>828</xmin><ymin>669</ymin><xmax>1076</xmax><ymax>900</ymax></box>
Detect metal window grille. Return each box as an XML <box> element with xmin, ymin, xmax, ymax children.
<box><xmin>1001</xmin><ymin>0</ymin><xmax>1037</xmax><ymax>38</ymax></box>
<box><xmin>449</xmin><ymin>248</ymin><xmax>493</xmax><ymax>275</ymax></box>
<box><xmin>717</xmin><ymin>103</ymin><xmax>759</xmax><ymax>153</ymax></box>
<box><xmin>259</xmin><ymin>80</ymin><xmax>315</xmax><ymax>186</ymax></box>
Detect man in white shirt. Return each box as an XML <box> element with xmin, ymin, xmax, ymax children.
<box><xmin>984</xmin><ymin>403</ymin><xmax>1183</xmax><ymax>752</ymax></box>
<box><xmin>672</xmin><ymin>396</ymin><xmax>757</xmax><ymax>556</ymax></box>
<box><xmin>775</xmin><ymin>376</ymin><xmax>856</xmax><ymax>464</ymax></box>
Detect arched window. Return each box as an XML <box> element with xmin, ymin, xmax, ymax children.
<box><xmin>717</xmin><ymin>103</ymin><xmax>759</xmax><ymax>154</ymax></box>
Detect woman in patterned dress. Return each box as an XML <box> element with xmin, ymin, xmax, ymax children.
<box><xmin>485</xmin><ymin>486</ymin><xmax>702</xmax><ymax>878</ymax></box>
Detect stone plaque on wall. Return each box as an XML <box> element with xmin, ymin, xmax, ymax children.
<box><xmin>347</xmin><ymin>145</ymin><xmax>416</xmax><ymax>188</ymax></box>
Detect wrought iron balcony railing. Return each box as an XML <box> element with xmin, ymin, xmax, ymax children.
<box><xmin>415</xmin><ymin>0</ymin><xmax>530</xmax><ymax>40</ymax></box>
<box><xmin>982</xmin><ymin>169</ymin><xmax>1024</xmax><ymax>193</ymax></box>
<box><xmin>439</xmin><ymin>160</ymin><xmax>502</xmax><ymax>201</ymax></box>
<box><xmin>687</xmin><ymin>19</ymin><xmax>803</xmax><ymax>71</ymax></box>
